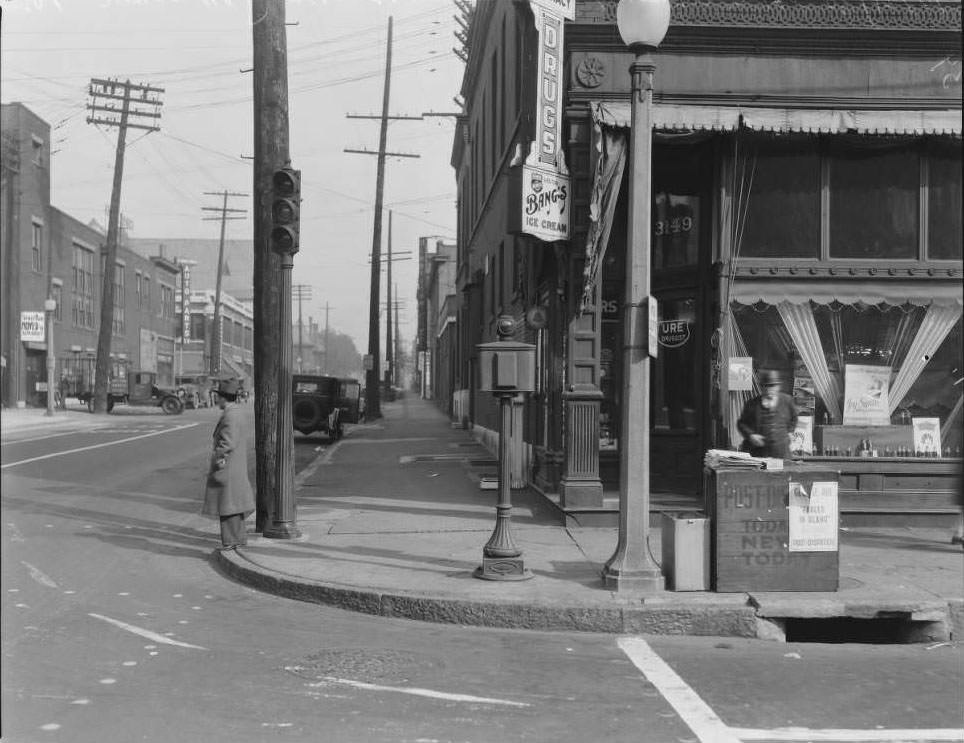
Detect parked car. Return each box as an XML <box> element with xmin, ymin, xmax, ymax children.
<box><xmin>337</xmin><ymin>378</ymin><xmax>363</xmax><ymax>425</ymax></box>
<box><xmin>292</xmin><ymin>374</ymin><xmax>342</xmax><ymax>439</ymax></box>
<box><xmin>175</xmin><ymin>374</ymin><xmax>210</xmax><ymax>409</ymax></box>
<box><xmin>78</xmin><ymin>370</ymin><xmax>183</xmax><ymax>414</ymax></box>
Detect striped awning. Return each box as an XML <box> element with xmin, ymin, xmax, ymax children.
<box><xmin>728</xmin><ymin>279</ymin><xmax>964</xmax><ymax>307</ymax></box>
<box><xmin>590</xmin><ymin>101</ymin><xmax>963</xmax><ymax>136</ymax></box>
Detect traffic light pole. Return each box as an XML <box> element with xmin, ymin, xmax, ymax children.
<box><xmin>264</xmin><ymin>164</ymin><xmax>301</xmax><ymax>540</ymax></box>
<box><xmin>263</xmin><ymin>247</ymin><xmax>300</xmax><ymax>539</ymax></box>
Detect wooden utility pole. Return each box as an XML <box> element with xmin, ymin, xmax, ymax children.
<box><xmin>86</xmin><ymin>78</ymin><xmax>163</xmax><ymax>414</ymax></box>
<box><xmin>202</xmin><ymin>190</ymin><xmax>247</xmax><ymax>378</ymax></box>
<box><xmin>252</xmin><ymin>0</ymin><xmax>289</xmax><ymax>532</ymax></box>
<box><xmin>385</xmin><ymin>210</ymin><xmax>392</xmax><ymax>388</ymax></box>
<box><xmin>345</xmin><ymin>16</ymin><xmax>421</xmax><ymax>420</ymax></box>
<box><xmin>394</xmin><ymin>281</ymin><xmax>402</xmax><ymax>387</ymax></box>
<box><xmin>292</xmin><ymin>284</ymin><xmax>312</xmax><ymax>372</ymax></box>
<box><xmin>322</xmin><ymin>302</ymin><xmax>334</xmax><ymax>374</ymax></box>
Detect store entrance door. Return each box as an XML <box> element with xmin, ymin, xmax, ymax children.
<box><xmin>650</xmin><ymin>288</ymin><xmax>704</xmax><ymax>494</ymax></box>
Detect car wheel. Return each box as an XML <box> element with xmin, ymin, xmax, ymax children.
<box><xmin>161</xmin><ymin>396</ymin><xmax>184</xmax><ymax>415</ymax></box>
<box><xmin>293</xmin><ymin>398</ymin><xmax>322</xmax><ymax>433</ymax></box>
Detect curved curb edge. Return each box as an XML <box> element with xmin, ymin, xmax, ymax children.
<box><xmin>215</xmin><ymin>549</ymin><xmax>760</xmax><ymax>637</ymax></box>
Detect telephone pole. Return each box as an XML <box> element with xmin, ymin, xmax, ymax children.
<box><xmin>86</xmin><ymin>78</ymin><xmax>163</xmax><ymax>414</ymax></box>
<box><xmin>322</xmin><ymin>302</ymin><xmax>334</xmax><ymax>374</ymax></box>
<box><xmin>386</xmin><ymin>210</ymin><xmax>392</xmax><ymax>389</ymax></box>
<box><xmin>252</xmin><ymin>0</ymin><xmax>290</xmax><ymax>534</ymax></box>
<box><xmin>202</xmin><ymin>190</ymin><xmax>247</xmax><ymax>378</ymax></box>
<box><xmin>345</xmin><ymin>15</ymin><xmax>421</xmax><ymax>420</ymax></box>
<box><xmin>292</xmin><ymin>284</ymin><xmax>312</xmax><ymax>372</ymax></box>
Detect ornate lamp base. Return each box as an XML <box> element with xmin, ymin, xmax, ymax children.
<box><xmin>474</xmin><ymin>557</ymin><xmax>533</xmax><ymax>581</ymax></box>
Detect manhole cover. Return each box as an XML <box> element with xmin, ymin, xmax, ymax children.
<box><xmin>285</xmin><ymin>648</ymin><xmax>442</xmax><ymax>684</ymax></box>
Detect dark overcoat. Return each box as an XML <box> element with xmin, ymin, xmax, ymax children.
<box><xmin>202</xmin><ymin>402</ymin><xmax>255</xmax><ymax>518</ymax></box>
<box><xmin>737</xmin><ymin>392</ymin><xmax>799</xmax><ymax>458</ymax></box>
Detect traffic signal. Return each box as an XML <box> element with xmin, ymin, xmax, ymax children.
<box><xmin>270</xmin><ymin>166</ymin><xmax>301</xmax><ymax>255</ymax></box>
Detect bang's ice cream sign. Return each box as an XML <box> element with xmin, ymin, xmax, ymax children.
<box><xmin>522</xmin><ymin>165</ymin><xmax>569</xmax><ymax>242</ymax></box>
<box><xmin>517</xmin><ymin>0</ymin><xmax>574</xmax><ymax>244</ymax></box>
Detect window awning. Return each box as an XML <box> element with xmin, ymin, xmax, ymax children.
<box><xmin>728</xmin><ymin>279</ymin><xmax>964</xmax><ymax>308</ymax></box>
<box><xmin>590</xmin><ymin>101</ymin><xmax>963</xmax><ymax>136</ymax></box>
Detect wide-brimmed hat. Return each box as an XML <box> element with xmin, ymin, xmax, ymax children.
<box><xmin>759</xmin><ymin>369</ymin><xmax>782</xmax><ymax>387</ymax></box>
<box><xmin>217</xmin><ymin>378</ymin><xmax>240</xmax><ymax>397</ymax></box>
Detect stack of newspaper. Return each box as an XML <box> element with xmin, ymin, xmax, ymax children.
<box><xmin>703</xmin><ymin>449</ymin><xmax>770</xmax><ymax>470</ymax></box>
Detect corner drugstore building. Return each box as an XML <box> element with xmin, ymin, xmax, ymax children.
<box><xmin>451</xmin><ymin>0</ymin><xmax>962</xmax><ymax>526</ymax></box>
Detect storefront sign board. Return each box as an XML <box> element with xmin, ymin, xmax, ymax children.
<box><xmin>20</xmin><ymin>311</ymin><xmax>45</xmax><ymax>342</ymax></box>
<box><xmin>790</xmin><ymin>415</ymin><xmax>814</xmax><ymax>455</ymax></box>
<box><xmin>843</xmin><ymin>364</ymin><xmax>891</xmax><ymax>426</ymax></box>
<box><xmin>658</xmin><ymin>319</ymin><xmax>690</xmax><ymax>348</ymax></box>
<box><xmin>912</xmin><ymin>417</ymin><xmax>941</xmax><ymax>456</ymax></box>
<box><xmin>728</xmin><ymin>357</ymin><xmax>753</xmax><ymax>391</ymax></box>
<box><xmin>519</xmin><ymin>164</ymin><xmax>570</xmax><ymax>242</ymax></box>
<box><xmin>707</xmin><ymin>467</ymin><xmax>839</xmax><ymax>591</ymax></box>
<box><xmin>788</xmin><ymin>479</ymin><xmax>838</xmax><ymax>552</ymax></box>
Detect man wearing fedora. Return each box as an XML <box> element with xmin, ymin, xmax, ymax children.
<box><xmin>737</xmin><ymin>369</ymin><xmax>799</xmax><ymax>459</ymax></box>
<box><xmin>202</xmin><ymin>378</ymin><xmax>255</xmax><ymax>550</ymax></box>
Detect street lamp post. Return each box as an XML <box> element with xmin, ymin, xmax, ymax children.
<box><xmin>602</xmin><ymin>0</ymin><xmax>671</xmax><ymax>592</ymax></box>
<box><xmin>44</xmin><ymin>298</ymin><xmax>56</xmax><ymax>417</ymax></box>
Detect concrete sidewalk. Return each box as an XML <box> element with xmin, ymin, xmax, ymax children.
<box><xmin>215</xmin><ymin>395</ymin><xmax>964</xmax><ymax>640</ymax></box>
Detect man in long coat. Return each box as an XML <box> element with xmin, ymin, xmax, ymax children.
<box><xmin>737</xmin><ymin>369</ymin><xmax>799</xmax><ymax>459</ymax></box>
<box><xmin>202</xmin><ymin>378</ymin><xmax>255</xmax><ymax>549</ymax></box>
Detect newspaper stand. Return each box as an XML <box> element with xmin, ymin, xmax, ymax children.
<box><xmin>705</xmin><ymin>463</ymin><xmax>840</xmax><ymax>592</ymax></box>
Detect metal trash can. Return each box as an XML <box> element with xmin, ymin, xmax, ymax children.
<box><xmin>661</xmin><ymin>512</ymin><xmax>710</xmax><ymax>591</ymax></box>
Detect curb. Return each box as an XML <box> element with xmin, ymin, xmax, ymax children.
<box><xmin>215</xmin><ymin>548</ymin><xmax>761</xmax><ymax>637</ymax></box>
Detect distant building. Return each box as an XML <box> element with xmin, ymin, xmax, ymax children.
<box><xmin>1</xmin><ymin>103</ymin><xmax>180</xmax><ymax>407</ymax></box>
<box><xmin>416</xmin><ymin>237</ymin><xmax>457</xmax><ymax>409</ymax></box>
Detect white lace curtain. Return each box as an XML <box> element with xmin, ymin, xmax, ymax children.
<box><xmin>889</xmin><ymin>304</ymin><xmax>962</xmax><ymax>413</ymax></box>
<box><xmin>777</xmin><ymin>301</ymin><xmax>843</xmax><ymax>423</ymax></box>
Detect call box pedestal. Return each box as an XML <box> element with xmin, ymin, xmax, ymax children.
<box><xmin>705</xmin><ymin>465</ymin><xmax>840</xmax><ymax>592</ymax></box>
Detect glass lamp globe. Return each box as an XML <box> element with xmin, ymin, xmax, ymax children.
<box><xmin>616</xmin><ymin>0</ymin><xmax>671</xmax><ymax>48</ymax></box>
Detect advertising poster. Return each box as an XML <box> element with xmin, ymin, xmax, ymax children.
<box><xmin>790</xmin><ymin>415</ymin><xmax>813</xmax><ymax>455</ymax></box>
<box><xmin>912</xmin><ymin>417</ymin><xmax>942</xmax><ymax>456</ymax></box>
<box><xmin>788</xmin><ymin>480</ymin><xmax>838</xmax><ymax>552</ymax></box>
<box><xmin>843</xmin><ymin>364</ymin><xmax>891</xmax><ymax>426</ymax></box>
<box><xmin>20</xmin><ymin>311</ymin><xmax>45</xmax><ymax>342</ymax></box>
<box><xmin>728</xmin><ymin>357</ymin><xmax>753</xmax><ymax>391</ymax></box>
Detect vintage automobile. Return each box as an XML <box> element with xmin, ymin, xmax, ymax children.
<box><xmin>337</xmin><ymin>378</ymin><xmax>363</xmax><ymax>425</ymax></box>
<box><xmin>292</xmin><ymin>374</ymin><xmax>342</xmax><ymax>439</ymax></box>
<box><xmin>78</xmin><ymin>370</ymin><xmax>184</xmax><ymax>415</ymax></box>
<box><xmin>175</xmin><ymin>374</ymin><xmax>211</xmax><ymax>409</ymax></box>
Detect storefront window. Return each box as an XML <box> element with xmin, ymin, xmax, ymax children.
<box><xmin>928</xmin><ymin>143</ymin><xmax>963</xmax><ymax>260</ymax></box>
<box><xmin>653</xmin><ymin>296</ymin><xmax>698</xmax><ymax>431</ymax></box>
<box><xmin>731</xmin><ymin>301</ymin><xmax>963</xmax><ymax>453</ymax></box>
<box><xmin>741</xmin><ymin>137</ymin><xmax>820</xmax><ymax>259</ymax></box>
<box><xmin>829</xmin><ymin>142</ymin><xmax>919</xmax><ymax>259</ymax></box>
<box><xmin>651</xmin><ymin>145</ymin><xmax>706</xmax><ymax>269</ymax></box>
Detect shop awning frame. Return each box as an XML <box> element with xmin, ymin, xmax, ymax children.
<box><xmin>727</xmin><ymin>279</ymin><xmax>964</xmax><ymax>308</ymax></box>
<box><xmin>590</xmin><ymin>101</ymin><xmax>963</xmax><ymax>136</ymax></box>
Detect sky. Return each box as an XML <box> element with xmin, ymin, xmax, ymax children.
<box><xmin>0</xmin><ymin>0</ymin><xmax>465</xmax><ymax>356</ymax></box>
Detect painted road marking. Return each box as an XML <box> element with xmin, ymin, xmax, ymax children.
<box><xmin>733</xmin><ymin>728</ymin><xmax>964</xmax><ymax>741</ymax></box>
<box><xmin>1</xmin><ymin>430</ymin><xmax>104</xmax><ymax>446</ymax></box>
<box><xmin>88</xmin><ymin>613</ymin><xmax>207</xmax><ymax>650</ymax></box>
<box><xmin>303</xmin><ymin>675</ymin><xmax>531</xmax><ymax>708</ymax></box>
<box><xmin>618</xmin><ymin>636</ymin><xmax>743</xmax><ymax>743</ymax></box>
<box><xmin>21</xmin><ymin>561</ymin><xmax>58</xmax><ymax>589</ymax></box>
<box><xmin>1</xmin><ymin>423</ymin><xmax>199</xmax><ymax>469</ymax></box>
<box><xmin>619</xmin><ymin>637</ymin><xmax>964</xmax><ymax>743</ymax></box>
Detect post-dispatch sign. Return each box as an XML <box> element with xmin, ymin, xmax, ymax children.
<box><xmin>20</xmin><ymin>311</ymin><xmax>45</xmax><ymax>342</ymax></box>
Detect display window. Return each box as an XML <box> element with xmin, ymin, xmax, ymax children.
<box><xmin>729</xmin><ymin>300</ymin><xmax>963</xmax><ymax>455</ymax></box>
<box><xmin>736</xmin><ymin>136</ymin><xmax>961</xmax><ymax>262</ymax></box>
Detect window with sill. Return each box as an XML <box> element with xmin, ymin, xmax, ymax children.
<box><xmin>736</xmin><ymin>135</ymin><xmax>961</xmax><ymax>262</ymax></box>
<box><xmin>730</xmin><ymin>300</ymin><xmax>963</xmax><ymax>453</ymax></box>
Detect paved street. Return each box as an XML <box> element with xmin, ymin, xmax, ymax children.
<box><xmin>2</xmin><ymin>406</ymin><xmax>962</xmax><ymax>742</ymax></box>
